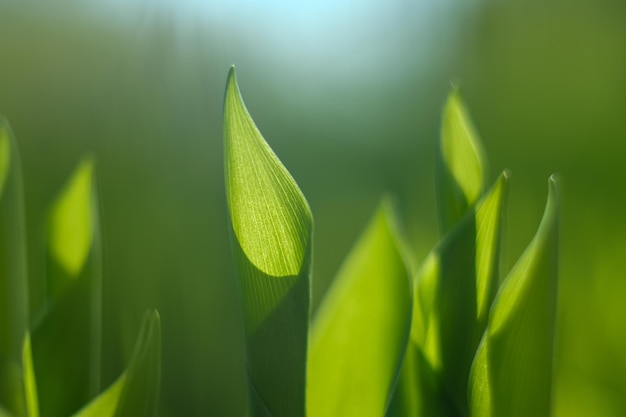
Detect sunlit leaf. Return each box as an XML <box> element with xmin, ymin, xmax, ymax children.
<box><xmin>47</xmin><ymin>157</ymin><xmax>95</xmax><ymax>296</ymax></box>
<box><xmin>437</xmin><ymin>88</ymin><xmax>487</xmax><ymax>233</ymax></box>
<box><xmin>0</xmin><ymin>117</ymin><xmax>29</xmax><ymax>417</ymax></box>
<box><xmin>32</xmin><ymin>157</ymin><xmax>102</xmax><ymax>417</ymax></box>
<box><xmin>308</xmin><ymin>200</ymin><xmax>412</xmax><ymax>417</ymax></box>
<box><xmin>411</xmin><ymin>173</ymin><xmax>508</xmax><ymax>414</ymax></box>
<box><xmin>72</xmin><ymin>309</ymin><xmax>161</xmax><ymax>417</ymax></box>
<box><xmin>22</xmin><ymin>334</ymin><xmax>38</xmax><ymax>417</ymax></box>
<box><xmin>469</xmin><ymin>176</ymin><xmax>559</xmax><ymax>417</ymax></box>
<box><xmin>224</xmin><ymin>66</ymin><xmax>312</xmax><ymax>417</ymax></box>
<box><xmin>72</xmin><ymin>375</ymin><xmax>126</xmax><ymax>417</ymax></box>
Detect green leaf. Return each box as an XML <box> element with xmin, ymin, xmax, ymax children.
<box><xmin>72</xmin><ymin>309</ymin><xmax>161</xmax><ymax>417</ymax></box>
<box><xmin>47</xmin><ymin>157</ymin><xmax>95</xmax><ymax>296</ymax></box>
<box><xmin>411</xmin><ymin>173</ymin><xmax>509</xmax><ymax>415</ymax></box>
<box><xmin>22</xmin><ymin>335</ymin><xmax>38</xmax><ymax>417</ymax></box>
<box><xmin>469</xmin><ymin>176</ymin><xmax>559</xmax><ymax>417</ymax></box>
<box><xmin>224</xmin><ymin>66</ymin><xmax>312</xmax><ymax>417</ymax></box>
<box><xmin>113</xmin><ymin>309</ymin><xmax>161</xmax><ymax>417</ymax></box>
<box><xmin>437</xmin><ymin>88</ymin><xmax>487</xmax><ymax>233</ymax></box>
<box><xmin>307</xmin><ymin>200</ymin><xmax>412</xmax><ymax>417</ymax></box>
<box><xmin>32</xmin><ymin>157</ymin><xmax>102</xmax><ymax>417</ymax></box>
<box><xmin>72</xmin><ymin>375</ymin><xmax>126</xmax><ymax>417</ymax></box>
<box><xmin>0</xmin><ymin>117</ymin><xmax>29</xmax><ymax>417</ymax></box>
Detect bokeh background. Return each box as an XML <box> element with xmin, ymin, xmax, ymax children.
<box><xmin>1</xmin><ymin>0</ymin><xmax>625</xmax><ymax>415</ymax></box>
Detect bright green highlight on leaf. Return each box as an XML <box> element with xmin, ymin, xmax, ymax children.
<box><xmin>308</xmin><ymin>200</ymin><xmax>412</xmax><ymax>417</ymax></box>
<box><xmin>48</xmin><ymin>157</ymin><xmax>95</xmax><ymax>279</ymax></box>
<box><xmin>22</xmin><ymin>334</ymin><xmax>39</xmax><ymax>417</ymax></box>
<box><xmin>437</xmin><ymin>88</ymin><xmax>487</xmax><ymax>233</ymax></box>
<box><xmin>224</xmin><ymin>67</ymin><xmax>312</xmax><ymax>417</ymax></box>
<box><xmin>410</xmin><ymin>172</ymin><xmax>508</xmax><ymax>414</ymax></box>
<box><xmin>224</xmin><ymin>66</ymin><xmax>312</xmax><ymax>278</ymax></box>
<box><xmin>72</xmin><ymin>309</ymin><xmax>161</xmax><ymax>417</ymax></box>
<box><xmin>469</xmin><ymin>176</ymin><xmax>559</xmax><ymax>417</ymax></box>
<box><xmin>0</xmin><ymin>128</ymin><xmax>10</xmax><ymax>198</ymax></box>
<box><xmin>72</xmin><ymin>375</ymin><xmax>126</xmax><ymax>417</ymax></box>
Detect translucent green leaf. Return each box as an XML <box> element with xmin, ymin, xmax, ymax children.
<box><xmin>32</xmin><ymin>158</ymin><xmax>102</xmax><ymax>417</ymax></box>
<box><xmin>469</xmin><ymin>176</ymin><xmax>559</xmax><ymax>417</ymax></box>
<box><xmin>47</xmin><ymin>157</ymin><xmax>95</xmax><ymax>295</ymax></box>
<box><xmin>22</xmin><ymin>335</ymin><xmax>38</xmax><ymax>417</ymax></box>
<box><xmin>0</xmin><ymin>117</ymin><xmax>29</xmax><ymax>417</ymax></box>
<box><xmin>224</xmin><ymin>67</ymin><xmax>312</xmax><ymax>417</ymax></box>
<box><xmin>72</xmin><ymin>309</ymin><xmax>161</xmax><ymax>417</ymax></box>
<box><xmin>72</xmin><ymin>375</ymin><xmax>126</xmax><ymax>417</ymax></box>
<box><xmin>411</xmin><ymin>173</ymin><xmax>508</xmax><ymax>414</ymax></box>
<box><xmin>307</xmin><ymin>200</ymin><xmax>412</xmax><ymax>417</ymax></box>
<box><xmin>437</xmin><ymin>88</ymin><xmax>487</xmax><ymax>233</ymax></box>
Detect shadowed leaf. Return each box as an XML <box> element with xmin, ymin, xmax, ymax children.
<box><xmin>0</xmin><ymin>117</ymin><xmax>29</xmax><ymax>417</ymax></box>
<box><xmin>224</xmin><ymin>67</ymin><xmax>312</xmax><ymax>417</ymax></box>
<box><xmin>32</xmin><ymin>157</ymin><xmax>102</xmax><ymax>417</ymax></box>
<box><xmin>72</xmin><ymin>310</ymin><xmax>161</xmax><ymax>417</ymax></box>
<box><xmin>469</xmin><ymin>176</ymin><xmax>559</xmax><ymax>417</ymax></box>
<box><xmin>411</xmin><ymin>173</ymin><xmax>509</xmax><ymax>414</ymax></box>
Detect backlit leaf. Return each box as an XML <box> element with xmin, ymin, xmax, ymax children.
<box><xmin>224</xmin><ymin>66</ymin><xmax>312</xmax><ymax>417</ymax></box>
<box><xmin>22</xmin><ymin>334</ymin><xmax>38</xmax><ymax>417</ymax></box>
<box><xmin>437</xmin><ymin>88</ymin><xmax>487</xmax><ymax>233</ymax></box>
<box><xmin>411</xmin><ymin>173</ymin><xmax>508</xmax><ymax>414</ymax></box>
<box><xmin>72</xmin><ymin>309</ymin><xmax>161</xmax><ymax>417</ymax></box>
<box><xmin>32</xmin><ymin>157</ymin><xmax>102</xmax><ymax>417</ymax></box>
<box><xmin>307</xmin><ymin>200</ymin><xmax>412</xmax><ymax>417</ymax></box>
<box><xmin>0</xmin><ymin>117</ymin><xmax>29</xmax><ymax>417</ymax></box>
<box><xmin>469</xmin><ymin>176</ymin><xmax>559</xmax><ymax>417</ymax></box>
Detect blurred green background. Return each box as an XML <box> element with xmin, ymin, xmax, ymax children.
<box><xmin>1</xmin><ymin>0</ymin><xmax>625</xmax><ymax>415</ymax></box>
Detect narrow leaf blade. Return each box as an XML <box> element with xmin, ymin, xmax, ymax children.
<box><xmin>72</xmin><ymin>375</ymin><xmax>126</xmax><ymax>417</ymax></box>
<box><xmin>72</xmin><ymin>310</ymin><xmax>161</xmax><ymax>417</ymax></box>
<box><xmin>114</xmin><ymin>310</ymin><xmax>161</xmax><ymax>417</ymax></box>
<box><xmin>488</xmin><ymin>176</ymin><xmax>559</xmax><ymax>416</ymax></box>
<box><xmin>224</xmin><ymin>67</ymin><xmax>312</xmax><ymax>417</ymax></box>
<box><xmin>0</xmin><ymin>117</ymin><xmax>29</xmax><ymax>417</ymax></box>
<box><xmin>437</xmin><ymin>88</ymin><xmax>487</xmax><ymax>233</ymax></box>
<box><xmin>307</xmin><ymin>201</ymin><xmax>412</xmax><ymax>417</ymax></box>
<box><xmin>469</xmin><ymin>176</ymin><xmax>559</xmax><ymax>417</ymax></box>
<box><xmin>412</xmin><ymin>173</ymin><xmax>508</xmax><ymax>414</ymax></box>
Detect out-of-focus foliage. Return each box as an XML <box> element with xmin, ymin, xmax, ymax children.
<box><xmin>0</xmin><ymin>121</ymin><xmax>161</xmax><ymax>417</ymax></box>
<box><xmin>1</xmin><ymin>0</ymin><xmax>625</xmax><ymax>416</ymax></box>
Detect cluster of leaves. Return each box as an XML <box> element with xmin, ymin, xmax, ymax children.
<box><xmin>0</xmin><ymin>117</ymin><xmax>161</xmax><ymax>417</ymax></box>
<box><xmin>224</xmin><ymin>67</ymin><xmax>559</xmax><ymax>417</ymax></box>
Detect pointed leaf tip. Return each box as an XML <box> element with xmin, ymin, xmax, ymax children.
<box><xmin>437</xmin><ymin>88</ymin><xmax>488</xmax><ymax>232</ymax></box>
<box><xmin>470</xmin><ymin>176</ymin><xmax>559</xmax><ymax>417</ymax></box>
<box><xmin>224</xmin><ymin>69</ymin><xmax>312</xmax><ymax>278</ymax></box>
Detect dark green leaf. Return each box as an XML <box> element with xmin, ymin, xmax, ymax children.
<box><xmin>0</xmin><ymin>117</ymin><xmax>29</xmax><ymax>417</ymax></box>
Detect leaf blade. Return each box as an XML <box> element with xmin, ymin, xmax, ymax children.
<box><xmin>307</xmin><ymin>200</ymin><xmax>412</xmax><ymax>417</ymax></box>
<box><xmin>224</xmin><ymin>67</ymin><xmax>312</xmax><ymax>417</ymax></box>
<box><xmin>0</xmin><ymin>117</ymin><xmax>29</xmax><ymax>417</ymax></box>
<box><xmin>437</xmin><ymin>88</ymin><xmax>487</xmax><ymax>233</ymax></box>
<box><xmin>32</xmin><ymin>157</ymin><xmax>103</xmax><ymax>417</ymax></box>
<box><xmin>412</xmin><ymin>173</ymin><xmax>509</xmax><ymax>414</ymax></box>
